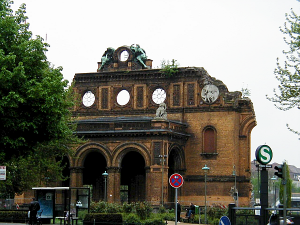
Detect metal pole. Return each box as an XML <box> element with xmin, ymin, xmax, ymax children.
<box><xmin>175</xmin><ymin>188</ymin><xmax>178</xmax><ymax>225</ymax></box>
<box><xmin>204</xmin><ymin>173</ymin><xmax>207</xmax><ymax>224</ymax></box>
<box><xmin>283</xmin><ymin>162</ymin><xmax>287</xmax><ymax>225</ymax></box>
<box><xmin>162</xmin><ymin>155</ymin><xmax>164</xmax><ymax>206</ymax></box>
<box><xmin>104</xmin><ymin>176</ymin><xmax>107</xmax><ymax>202</ymax></box>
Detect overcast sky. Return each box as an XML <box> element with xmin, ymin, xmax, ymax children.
<box><xmin>11</xmin><ymin>0</ymin><xmax>300</xmax><ymax>167</ymax></box>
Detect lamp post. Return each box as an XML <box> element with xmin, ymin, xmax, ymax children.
<box><xmin>202</xmin><ymin>164</ymin><xmax>210</xmax><ymax>224</ymax></box>
<box><xmin>102</xmin><ymin>171</ymin><xmax>108</xmax><ymax>202</ymax></box>
<box><xmin>232</xmin><ymin>165</ymin><xmax>238</xmax><ymax>206</ymax></box>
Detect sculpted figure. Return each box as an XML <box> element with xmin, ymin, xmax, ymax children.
<box><xmin>155</xmin><ymin>103</ymin><xmax>167</xmax><ymax>120</ymax></box>
<box><xmin>100</xmin><ymin>47</ymin><xmax>115</xmax><ymax>70</ymax></box>
<box><xmin>130</xmin><ymin>44</ymin><xmax>148</xmax><ymax>68</ymax></box>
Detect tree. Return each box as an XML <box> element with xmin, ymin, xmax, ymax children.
<box><xmin>279</xmin><ymin>163</ymin><xmax>292</xmax><ymax>207</ymax></box>
<box><xmin>268</xmin><ymin>7</ymin><xmax>300</xmax><ymax>135</ymax></box>
<box><xmin>0</xmin><ymin>0</ymin><xmax>79</xmax><ymax>196</ymax></box>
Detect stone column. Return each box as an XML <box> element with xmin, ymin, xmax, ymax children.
<box><xmin>107</xmin><ymin>167</ymin><xmax>121</xmax><ymax>203</ymax></box>
<box><xmin>69</xmin><ymin>167</ymin><xmax>84</xmax><ymax>187</ymax></box>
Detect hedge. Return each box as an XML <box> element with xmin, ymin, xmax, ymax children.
<box><xmin>0</xmin><ymin>210</ymin><xmax>28</xmax><ymax>222</ymax></box>
<box><xmin>84</xmin><ymin>213</ymin><xmax>123</xmax><ymax>225</ymax></box>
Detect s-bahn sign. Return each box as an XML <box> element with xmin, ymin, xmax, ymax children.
<box><xmin>169</xmin><ymin>173</ymin><xmax>184</xmax><ymax>188</ymax></box>
<box><xmin>255</xmin><ymin>145</ymin><xmax>273</xmax><ymax>165</ymax></box>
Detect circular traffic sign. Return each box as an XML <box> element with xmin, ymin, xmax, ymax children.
<box><xmin>219</xmin><ymin>216</ymin><xmax>231</xmax><ymax>225</ymax></box>
<box><xmin>169</xmin><ymin>173</ymin><xmax>184</xmax><ymax>188</ymax></box>
<box><xmin>255</xmin><ymin>145</ymin><xmax>273</xmax><ymax>165</ymax></box>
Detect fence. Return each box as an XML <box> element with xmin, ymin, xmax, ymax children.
<box><xmin>228</xmin><ymin>203</ymin><xmax>300</xmax><ymax>225</ymax></box>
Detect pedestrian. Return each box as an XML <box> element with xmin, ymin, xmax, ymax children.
<box><xmin>29</xmin><ymin>197</ymin><xmax>40</xmax><ymax>225</ymax></box>
<box><xmin>177</xmin><ymin>200</ymin><xmax>181</xmax><ymax>223</ymax></box>
<box><xmin>186</xmin><ymin>202</ymin><xmax>195</xmax><ymax>218</ymax></box>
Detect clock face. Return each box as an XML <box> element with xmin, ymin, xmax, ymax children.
<box><xmin>201</xmin><ymin>84</ymin><xmax>219</xmax><ymax>104</ymax></box>
<box><xmin>152</xmin><ymin>88</ymin><xmax>166</xmax><ymax>104</ymax></box>
<box><xmin>82</xmin><ymin>91</ymin><xmax>95</xmax><ymax>107</ymax></box>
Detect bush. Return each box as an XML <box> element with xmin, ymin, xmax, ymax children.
<box><xmin>84</xmin><ymin>213</ymin><xmax>122</xmax><ymax>224</ymax></box>
<box><xmin>0</xmin><ymin>211</ymin><xmax>27</xmax><ymax>222</ymax></box>
<box><xmin>123</xmin><ymin>213</ymin><xmax>141</xmax><ymax>224</ymax></box>
<box><xmin>122</xmin><ymin>202</ymin><xmax>134</xmax><ymax>213</ymax></box>
<box><xmin>90</xmin><ymin>201</ymin><xmax>107</xmax><ymax>213</ymax></box>
<box><xmin>158</xmin><ymin>205</ymin><xmax>166</xmax><ymax>214</ymax></box>
<box><xmin>135</xmin><ymin>202</ymin><xmax>152</xmax><ymax>220</ymax></box>
<box><xmin>144</xmin><ymin>217</ymin><xmax>164</xmax><ymax>225</ymax></box>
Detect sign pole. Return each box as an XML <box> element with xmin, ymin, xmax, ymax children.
<box><xmin>169</xmin><ymin>173</ymin><xmax>184</xmax><ymax>225</ymax></box>
<box><xmin>175</xmin><ymin>188</ymin><xmax>178</xmax><ymax>225</ymax></box>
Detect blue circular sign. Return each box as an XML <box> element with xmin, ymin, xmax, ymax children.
<box><xmin>169</xmin><ymin>173</ymin><xmax>184</xmax><ymax>188</ymax></box>
<box><xmin>219</xmin><ymin>216</ymin><xmax>231</xmax><ymax>225</ymax></box>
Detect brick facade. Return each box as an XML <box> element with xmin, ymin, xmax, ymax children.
<box><xmin>68</xmin><ymin>45</ymin><xmax>256</xmax><ymax>207</ymax></box>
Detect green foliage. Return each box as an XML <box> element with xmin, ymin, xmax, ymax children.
<box><xmin>268</xmin><ymin>6</ymin><xmax>300</xmax><ymax>135</ymax></box>
<box><xmin>279</xmin><ymin>163</ymin><xmax>292</xmax><ymax>207</ymax></box>
<box><xmin>83</xmin><ymin>213</ymin><xmax>122</xmax><ymax>223</ymax></box>
<box><xmin>123</xmin><ymin>213</ymin><xmax>141</xmax><ymax>224</ymax></box>
<box><xmin>160</xmin><ymin>59</ymin><xmax>179</xmax><ymax>78</ymax></box>
<box><xmin>134</xmin><ymin>202</ymin><xmax>152</xmax><ymax>220</ymax></box>
<box><xmin>123</xmin><ymin>202</ymin><xmax>134</xmax><ymax>213</ymax></box>
<box><xmin>158</xmin><ymin>205</ymin><xmax>166</xmax><ymax>214</ymax></box>
<box><xmin>144</xmin><ymin>217</ymin><xmax>164</xmax><ymax>225</ymax></box>
<box><xmin>0</xmin><ymin>211</ymin><xmax>27</xmax><ymax>220</ymax></box>
<box><xmin>207</xmin><ymin>205</ymin><xmax>228</xmax><ymax>219</ymax></box>
<box><xmin>241</xmin><ymin>87</ymin><xmax>251</xmax><ymax>98</ymax></box>
<box><xmin>0</xmin><ymin>0</ymin><xmax>80</xmax><ymax>196</ymax></box>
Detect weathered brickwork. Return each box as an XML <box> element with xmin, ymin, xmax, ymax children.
<box><xmin>67</xmin><ymin>45</ymin><xmax>256</xmax><ymax>207</ymax></box>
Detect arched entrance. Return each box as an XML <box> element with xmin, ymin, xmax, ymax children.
<box><xmin>83</xmin><ymin>151</ymin><xmax>107</xmax><ymax>202</ymax></box>
<box><xmin>168</xmin><ymin>147</ymin><xmax>184</xmax><ymax>205</ymax></box>
<box><xmin>121</xmin><ymin>151</ymin><xmax>146</xmax><ymax>203</ymax></box>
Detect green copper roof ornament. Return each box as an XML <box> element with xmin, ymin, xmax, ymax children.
<box><xmin>130</xmin><ymin>44</ymin><xmax>148</xmax><ymax>68</ymax></box>
<box><xmin>100</xmin><ymin>47</ymin><xmax>115</xmax><ymax>70</ymax></box>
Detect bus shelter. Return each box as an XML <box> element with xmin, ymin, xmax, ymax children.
<box><xmin>32</xmin><ymin>187</ymin><xmax>90</xmax><ymax>224</ymax></box>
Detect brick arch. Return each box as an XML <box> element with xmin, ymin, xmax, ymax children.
<box><xmin>239</xmin><ymin>115</ymin><xmax>257</xmax><ymax>137</ymax></box>
<box><xmin>112</xmin><ymin>143</ymin><xmax>151</xmax><ymax>168</ymax></box>
<box><xmin>74</xmin><ymin>142</ymin><xmax>112</xmax><ymax>168</ymax></box>
<box><xmin>168</xmin><ymin>143</ymin><xmax>186</xmax><ymax>171</ymax></box>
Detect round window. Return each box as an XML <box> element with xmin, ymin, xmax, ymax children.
<box><xmin>120</xmin><ymin>50</ymin><xmax>129</xmax><ymax>62</ymax></box>
<box><xmin>82</xmin><ymin>91</ymin><xmax>95</xmax><ymax>107</ymax></box>
<box><xmin>117</xmin><ymin>89</ymin><xmax>130</xmax><ymax>106</ymax></box>
<box><xmin>152</xmin><ymin>88</ymin><xmax>166</xmax><ymax>104</ymax></box>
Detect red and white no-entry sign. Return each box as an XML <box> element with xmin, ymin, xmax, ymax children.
<box><xmin>169</xmin><ymin>173</ymin><xmax>184</xmax><ymax>188</ymax></box>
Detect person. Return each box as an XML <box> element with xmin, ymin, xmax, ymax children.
<box><xmin>29</xmin><ymin>197</ymin><xmax>40</xmax><ymax>225</ymax></box>
<box><xmin>176</xmin><ymin>201</ymin><xmax>181</xmax><ymax>223</ymax></box>
<box><xmin>186</xmin><ymin>202</ymin><xmax>195</xmax><ymax>218</ymax></box>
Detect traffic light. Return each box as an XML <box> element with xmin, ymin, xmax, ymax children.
<box><xmin>274</xmin><ymin>164</ymin><xmax>284</xmax><ymax>179</ymax></box>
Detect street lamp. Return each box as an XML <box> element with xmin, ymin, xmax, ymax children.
<box><xmin>102</xmin><ymin>171</ymin><xmax>108</xmax><ymax>202</ymax></box>
<box><xmin>232</xmin><ymin>165</ymin><xmax>238</xmax><ymax>206</ymax></box>
<box><xmin>202</xmin><ymin>164</ymin><xmax>210</xmax><ymax>224</ymax></box>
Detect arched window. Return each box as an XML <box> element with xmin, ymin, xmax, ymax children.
<box><xmin>203</xmin><ymin>126</ymin><xmax>217</xmax><ymax>154</ymax></box>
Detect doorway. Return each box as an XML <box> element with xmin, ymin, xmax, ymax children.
<box><xmin>121</xmin><ymin>151</ymin><xmax>146</xmax><ymax>203</ymax></box>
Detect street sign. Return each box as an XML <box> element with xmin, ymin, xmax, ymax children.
<box><xmin>255</xmin><ymin>145</ymin><xmax>273</xmax><ymax>165</ymax></box>
<box><xmin>0</xmin><ymin>166</ymin><xmax>6</xmax><ymax>180</ymax></box>
<box><xmin>219</xmin><ymin>216</ymin><xmax>231</xmax><ymax>225</ymax></box>
<box><xmin>169</xmin><ymin>173</ymin><xmax>184</xmax><ymax>188</ymax></box>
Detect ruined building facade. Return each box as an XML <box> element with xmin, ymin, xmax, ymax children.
<box><xmin>67</xmin><ymin>45</ymin><xmax>256</xmax><ymax>207</ymax></box>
